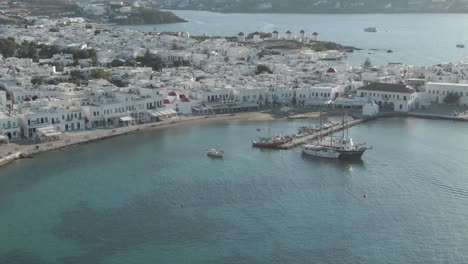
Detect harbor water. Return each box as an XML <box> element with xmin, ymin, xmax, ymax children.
<box><xmin>116</xmin><ymin>11</ymin><xmax>468</xmax><ymax>66</ymax></box>
<box><xmin>1</xmin><ymin>117</ymin><xmax>468</xmax><ymax>263</ymax></box>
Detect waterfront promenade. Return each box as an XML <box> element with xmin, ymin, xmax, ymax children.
<box><xmin>0</xmin><ymin>112</ymin><xmax>279</xmax><ymax>167</ymax></box>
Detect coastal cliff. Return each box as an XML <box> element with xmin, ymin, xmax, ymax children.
<box><xmin>113</xmin><ymin>9</ymin><xmax>187</xmax><ymax>25</ymax></box>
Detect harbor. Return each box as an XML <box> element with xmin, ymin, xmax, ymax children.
<box><xmin>278</xmin><ymin>118</ymin><xmax>365</xmax><ymax>149</ymax></box>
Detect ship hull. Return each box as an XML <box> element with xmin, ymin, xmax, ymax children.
<box><xmin>337</xmin><ymin>149</ymin><xmax>366</xmax><ymax>159</ymax></box>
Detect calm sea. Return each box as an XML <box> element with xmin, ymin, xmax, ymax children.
<box><xmin>114</xmin><ymin>11</ymin><xmax>468</xmax><ymax>66</ymax></box>
<box><xmin>1</xmin><ymin>117</ymin><xmax>468</xmax><ymax>263</ymax></box>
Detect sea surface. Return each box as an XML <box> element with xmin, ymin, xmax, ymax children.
<box><xmin>113</xmin><ymin>11</ymin><xmax>468</xmax><ymax>66</ymax></box>
<box><xmin>1</xmin><ymin>117</ymin><xmax>468</xmax><ymax>263</ymax></box>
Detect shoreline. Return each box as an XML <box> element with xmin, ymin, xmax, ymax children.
<box><xmin>0</xmin><ymin>111</ymin><xmax>312</xmax><ymax>167</ymax></box>
<box><xmin>1</xmin><ymin>110</ymin><xmax>466</xmax><ymax>169</ymax></box>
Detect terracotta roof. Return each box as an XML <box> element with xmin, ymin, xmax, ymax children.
<box><xmin>179</xmin><ymin>94</ymin><xmax>186</xmax><ymax>98</ymax></box>
<box><xmin>168</xmin><ymin>91</ymin><xmax>177</xmax><ymax>96</ymax></box>
<box><xmin>163</xmin><ymin>99</ymin><xmax>171</xmax><ymax>104</ymax></box>
<box><xmin>326</xmin><ymin>67</ymin><xmax>337</xmax><ymax>73</ymax></box>
<box><xmin>180</xmin><ymin>97</ymin><xmax>190</xmax><ymax>102</ymax></box>
<box><xmin>357</xmin><ymin>83</ymin><xmax>416</xmax><ymax>94</ymax></box>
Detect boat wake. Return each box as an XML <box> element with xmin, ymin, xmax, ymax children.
<box><xmin>413</xmin><ymin>174</ymin><xmax>468</xmax><ymax>199</ymax></box>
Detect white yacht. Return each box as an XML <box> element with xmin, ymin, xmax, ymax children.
<box><xmin>207</xmin><ymin>147</ymin><xmax>224</xmax><ymax>158</ymax></box>
<box><xmin>302</xmin><ymin>144</ymin><xmax>340</xmax><ymax>159</ymax></box>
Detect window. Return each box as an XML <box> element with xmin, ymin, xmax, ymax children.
<box><xmin>404</xmin><ymin>96</ymin><xmax>407</xmax><ymax>101</ymax></box>
<box><xmin>399</xmin><ymin>104</ymin><xmax>402</xmax><ymax>110</ymax></box>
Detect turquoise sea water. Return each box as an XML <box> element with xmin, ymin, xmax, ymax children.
<box><xmin>116</xmin><ymin>11</ymin><xmax>468</xmax><ymax>66</ymax></box>
<box><xmin>1</xmin><ymin>117</ymin><xmax>468</xmax><ymax>263</ymax></box>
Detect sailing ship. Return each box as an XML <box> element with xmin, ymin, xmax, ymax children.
<box><xmin>318</xmin><ymin>112</ymin><xmax>371</xmax><ymax>159</ymax></box>
<box><xmin>302</xmin><ymin>108</ymin><xmax>340</xmax><ymax>159</ymax></box>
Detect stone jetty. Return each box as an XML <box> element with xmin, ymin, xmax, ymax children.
<box><xmin>279</xmin><ymin>119</ymin><xmax>365</xmax><ymax>149</ymax></box>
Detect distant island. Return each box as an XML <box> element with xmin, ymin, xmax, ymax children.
<box><xmin>155</xmin><ymin>0</ymin><xmax>468</xmax><ymax>13</ymax></box>
<box><xmin>0</xmin><ymin>1</ymin><xmax>186</xmax><ymax>25</ymax></box>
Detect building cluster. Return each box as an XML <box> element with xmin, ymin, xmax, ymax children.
<box><xmin>1</xmin><ymin>17</ymin><xmax>468</xmax><ymax>143</ymax></box>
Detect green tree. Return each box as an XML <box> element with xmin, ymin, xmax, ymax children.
<box><xmin>0</xmin><ymin>37</ymin><xmax>17</xmax><ymax>58</ymax></box>
<box><xmin>255</xmin><ymin>64</ymin><xmax>273</xmax><ymax>75</ymax></box>
<box><xmin>91</xmin><ymin>69</ymin><xmax>112</xmax><ymax>80</ymax></box>
<box><xmin>363</xmin><ymin>57</ymin><xmax>372</xmax><ymax>69</ymax></box>
<box><xmin>443</xmin><ymin>92</ymin><xmax>461</xmax><ymax>105</ymax></box>
<box><xmin>136</xmin><ymin>50</ymin><xmax>165</xmax><ymax>71</ymax></box>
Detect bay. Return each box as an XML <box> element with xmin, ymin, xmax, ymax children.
<box><xmin>116</xmin><ymin>11</ymin><xmax>468</xmax><ymax>66</ymax></box>
<box><xmin>1</xmin><ymin>118</ymin><xmax>468</xmax><ymax>263</ymax></box>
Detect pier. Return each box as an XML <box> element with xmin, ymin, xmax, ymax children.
<box><xmin>279</xmin><ymin>119</ymin><xmax>365</xmax><ymax>149</ymax></box>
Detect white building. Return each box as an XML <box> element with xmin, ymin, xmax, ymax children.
<box><xmin>238</xmin><ymin>32</ymin><xmax>245</xmax><ymax>42</ymax></box>
<box><xmin>18</xmin><ymin>106</ymin><xmax>84</xmax><ymax>138</ymax></box>
<box><xmin>357</xmin><ymin>83</ymin><xmax>417</xmax><ymax>112</ymax></box>
<box><xmin>426</xmin><ymin>82</ymin><xmax>468</xmax><ymax>105</ymax></box>
<box><xmin>0</xmin><ymin>111</ymin><xmax>20</xmax><ymax>140</ymax></box>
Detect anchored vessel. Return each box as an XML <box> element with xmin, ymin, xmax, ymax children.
<box><xmin>252</xmin><ymin>135</ymin><xmax>292</xmax><ymax>149</ymax></box>
<box><xmin>364</xmin><ymin>27</ymin><xmax>377</xmax><ymax>32</ymax></box>
<box><xmin>320</xmin><ymin>136</ymin><xmax>369</xmax><ymax>159</ymax></box>
<box><xmin>318</xmin><ymin>113</ymin><xmax>371</xmax><ymax>159</ymax></box>
<box><xmin>302</xmin><ymin>144</ymin><xmax>340</xmax><ymax>159</ymax></box>
<box><xmin>207</xmin><ymin>146</ymin><xmax>224</xmax><ymax>158</ymax></box>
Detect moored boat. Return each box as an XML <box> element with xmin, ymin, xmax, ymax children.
<box><xmin>302</xmin><ymin>144</ymin><xmax>340</xmax><ymax>159</ymax></box>
<box><xmin>252</xmin><ymin>135</ymin><xmax>292</xmax><ymax>149</ymax></box>
<box><xmin>319</xmin><ymin>136</ymin><xmax>369</xmax><ymax>159</ymax></box>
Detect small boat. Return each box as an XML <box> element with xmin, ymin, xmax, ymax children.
<box><xmin>364</xmin><ymin>27</ymin><xmax>377</xmax><ymax>33</ymax></box>
<box><xmin>207</xmin><ymin>147</ymin><xmax>224</xmax><ymax>158</ymax></box>
<box><xmin>302</xmin><ymin>144</ymin><xmax>340</xmax><ymax>159</ymax></box>
<box><xmin>456</xmin><ymin>43</ymin><xmax>465</xmax><ymax>48</ymax></box>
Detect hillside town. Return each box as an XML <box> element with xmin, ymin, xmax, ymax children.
<box><xmin>0</xmin><ymin>17</ymin><xmax>467</xmax><ymax>145</ymax></box>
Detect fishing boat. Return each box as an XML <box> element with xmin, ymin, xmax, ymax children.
<box><xmin>207</xmin><ymin>146</ymin><xmax>224</xmax><ymax>158</ymax></box>
<box><xmin>252</xmin><ymin>135</ymin><xmax>292</xmax><ymax>149</ymax></box>
<box><xmin>456</xmin><ymin>43</ymin><xmax>465</xmax><ymax>48</ymax></box>
<box><xmin>302</xmin><ymin>144</ymin><xmax>340</xmax><ymax>159</ymax></box>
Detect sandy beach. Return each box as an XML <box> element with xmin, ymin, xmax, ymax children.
<box><xmin>0</xmin><ymin>111</ymin><xmax>321</xmax><ymax>166</ymax></box>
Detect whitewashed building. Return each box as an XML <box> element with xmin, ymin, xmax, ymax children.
<box><xmin>0</xmin><ymin>111</ymin><xmax>20</xmax><ymax>140</ymax></box>
<box><xmin>426</xmin><ymin>82</ymin><xmax>468</xmax><ymax>105</ymax></box>
<box><xmin>357</xmin><ymin>83</ymin><xmax>417</xmax><ymax>112</ymax></box>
